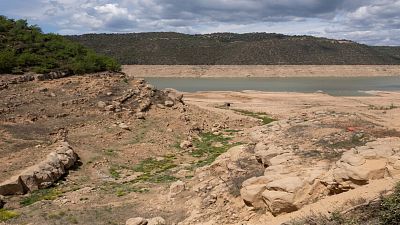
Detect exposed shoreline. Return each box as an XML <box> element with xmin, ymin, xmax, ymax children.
<box><xmin>123</xmin><ymin>65</ymin><xmax>400</xmax><ymax>77</ymax></box>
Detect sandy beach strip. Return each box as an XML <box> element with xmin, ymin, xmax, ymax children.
<box><xmin>123</xmin><ymin>65</ymin><xmax>400</xmax><ymax>78</ymax></box>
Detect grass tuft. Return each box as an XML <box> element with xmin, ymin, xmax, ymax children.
<box><xmin>0</xmin><ymin>209</ymin><xmax>20</xmax><ymax>222</ymax></box>
<box><xmin>20</xmin><ymin>188</ymin><xmax>63</xmax><ymax>206</ymax></box>
<box><xmin>231</xmin><ymin>109</ymin><xmax>275</xmax><ymax>125</ymax></box>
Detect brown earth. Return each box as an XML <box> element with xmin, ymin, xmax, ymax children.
<box><xmin>123</xmin><ymin>65</ymin><xmax>400</xmax><ymax>78</ymax></box>
<box><xmin>1</xmin><ymin>73</ymin><xmax>400</xmax><ymax>225</ymax></box>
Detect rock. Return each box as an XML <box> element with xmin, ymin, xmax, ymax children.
<box><xmin>340</xmin><ymin>153</ymin><xmax>366</xmax><ymax>166</ymax></box>
<box><xmin>0</xmin><ymin>195</ymin><xmax>4</xmax><ymax>208</ymax></box>
<box><xmin>0</xmin><ymin>176</ymin><xmax>25</xmax><ymax>195</ymax></box>
<box><xmin>106</xmin><ymin>92</ymin><xmax>113</xmax><ymax>96</ymax></box>
<box><xmin>180</xmin><ymin>141</ymin><xmax>193</xmax><ymax>149</ymax></box>
<box><xmin>119</xmin><ymin>123</ymin><xmax>130</xmax><ymax>130</ymax></box>
<box><xmin>212</xmin><ymin>142</ymin><xmax>224</xmax><ymax>148</ymax></box>
<box><xmin>136</xmin><ymin>112</ymin><xmax>145</xmax><ymax>119</ymax></box>
<box><xmin>156</xmin><ymin>104</ymin><xmax>166</xmax><ymax>109</ymax></box>
<box><xmin>334</xmin><ymin>159</ymin><xmax>387</xmax><ymax>185</ymax></box>
<box><xmin>240</xmin><ymin>184</ymin><xmax>267</xmax><ymax>207</ymax></box>
<box><xmin>105</xmin><ymin>105</ymin><xmax>115</xmax><ymax>111</ymax></box>
<box><xmin>126</xmin><ymin>217</ymin><xmax>148</xmax><ymax>225</ymax></box>
<box><xmin>97</xmin><ymin>101</ymin><xmax>107</xmax><ymax>108</ymax></box>
<box><xmin>164</xmin><ymin>100</ymin><xmax>174</xmax><ymax>107</ymax></box>
<box><xmin>266</xmin><ymin>177</ymin><xmax>304</xmax><ymax>193</ymax></box>
<box><xmin>0</xmin><ymin>141</ymin><xmax>78</xmax><ymax>195</ymax></box>
<box><xmin>147</xmin><ymin>217</ymin><xmax>166</xmax><ymax>225</ymax></box>
<box><xmin>262</xmin><ymin>190</ymin><xmax>297</xmax><ymax>216</ymax></box>
<box><xmin>165</xmin><ymin>88</ymin><xmax>184</xmax><ymax>103</ymax></box>
<box><xmin>169</xmin><ymin>180</ymin><xmax>185</xmax><ymax>196</ymax></box>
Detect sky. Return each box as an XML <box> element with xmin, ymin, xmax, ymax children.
<box><xmin>0</xmin><ymin>0</ymin><xmax>399</xmax><ymax>46</ymax></box>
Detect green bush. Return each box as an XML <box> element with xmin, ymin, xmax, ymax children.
<box><xmin>0</xmin><ymin>15</ymin><xmax>121</xmax><ymax>74</ymax></box>
<box><xmin>380</xmin><ymin>183</ymin><xmax>400</xmax><ymax>224</ymax></box>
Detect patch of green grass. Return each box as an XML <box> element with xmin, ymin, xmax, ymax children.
<box><xmin>104</xmin><ymin>148</ymin><xmax>118</xmax><ymax>157</ymax></box>
<box><xmin>67</xmin><ymin>215</ymin><xmax>79</xmax><ymax>224</ymax></box>
<box><xmin>225</xmin><ymin>129</ymin><xmax>242</xmax><ymax>133</ymax></box>
<box><xmin>368</xmin><ymin>103</ymin><xmax>398</xmax><ymax>110</ymax></box>
<box><xmin>109</xmin><ymin>166</ymin><xmax>121</xmax><ymax>179</ymax></box>
<box><xmin>20</xmin><ymin>188</ymin><xmax>63</xmax><ymax>206</ymax></box>
<box><xmin>190</xmin><ymin>132</ymin><xmax>243</xmax><ymax>168</ymax></box>
<box><xmin>131</xmin><ymin>155</ymin><xmax>178</xmax><ymax>183</ymax></box>
<box><xmin>231</xmin><ymin>109</ymin><xmax>275</xmax><ymax>124</ymax></box>
<box><xmin>47</xmin><ymin>211</ymin><xmax>66</xmax><ymax>220</ymax></box>
<box><xmin>0</xmin><ymin>209</ymin><xmax>20</xmax><ymax>222</ymax></box>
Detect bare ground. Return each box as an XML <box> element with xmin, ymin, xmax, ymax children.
<box><xmin>1</xmin><ymin>74</ymin><xmax>400</xmax><ymax>225</ymax></box>
<box><xmin>123</xmin><ymin>65</ymin><xmax>400</xmax><ymax>78</ymax></box>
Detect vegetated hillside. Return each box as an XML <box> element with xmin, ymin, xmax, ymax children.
<box><xmin>66</xmin><ymin>32</ymin><xmax>400</xmax><ymax>65</ymax></box>
<box><xmin>0</xmin><ymin>16</ymin><xmax>120</xmax><ymax>74</ymax></box>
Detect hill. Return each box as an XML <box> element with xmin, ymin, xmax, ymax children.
<box><xmin>66</xmin><ymin>32</ymin><xmax>400</xmax><ymax>65</ymax></box>
<box><xmin>0</xmin><ymin>16</ymin><xmax>120</xmax><ymax>74</ymax></box>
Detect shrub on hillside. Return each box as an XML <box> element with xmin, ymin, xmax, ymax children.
<box><xmin>380</xmin><ymin>183</ymin><xmax>400</xmax><ymax>224</ymax></box>
<box><xmin>0</xmin><ymin>15</ymin><xmax>121</xmax><ymax>74</ymax></box>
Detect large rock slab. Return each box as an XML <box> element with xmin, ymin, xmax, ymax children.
<box><xmin>262</xmin><ymin>190</ymin><xmax>297</xmax><ymax>215</ymax></box>
<box><xmin>0</xmin><ymin>141</ymin><xmax>78</xmax><ymax>195</ymax></box>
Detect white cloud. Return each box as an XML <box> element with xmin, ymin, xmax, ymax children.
<box><xmin>0</xmin><ymin>0</ymin><xmax>399</xmax><ymax>45</ymax></box>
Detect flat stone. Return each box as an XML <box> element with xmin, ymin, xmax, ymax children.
<box><xmin>126</xmin><ymin>217</ymin><xmax>148</xmax><ymax>225</ymax></box>
<box><xmin>262</xmin><ymin>190</ymin><xmax>297</xmax><ymax>216</ymax></box>
<box><xmin>266</xmin><ymin>177</ymin><xmax>304</xmax><ymax>193</ymax></box>
<box><xmin>240</xmin><ymin>184</ymin><xmax>267</xmax><ymax>207</ymax></box>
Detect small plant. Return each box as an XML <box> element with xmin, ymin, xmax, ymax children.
<box><xmin>20</xmin><ymin>188</ymin><xmax>63</xmax><ymax>206</ymax></box>
<box><xmin>190</xmin><ymin>132</ymin><xmax>243</xmax><ymax>168</ymax></box>
<box><xmin>0</xmin><ymin>209</ymin><xmax>20</xmax><ymax>222</ymax></box>
<box><xmin>67</xmin><ymin>215</ymin><xmax>79</xmax><ymax>224</ymax></box>
<box><xmin>380</xmin><ymin>183</ymin><xmax>400</xmax><ymax>224</ymax></box>
<box><xmin>132</xmin><ymin>155</ymin><xmax>177</xmax><ymax>183</ymax></box>
<box><xmin>109</xmin><ymin>166</ymin><xmax>121</xmax><ymax>179</ymax></box>
<box><xmin>231</xmin><ymin>109</ymin><xmax>275</xmax><ymax>125</ymax></box>
<box><xmin>104</xmin><ymin>148</ymin><xmax>117</xmax><ymax>157</ymax></box>
<box><xmin>47</xmin><ymin>211</ymin><xmax>66</xmax><ymax>220</ymax></box>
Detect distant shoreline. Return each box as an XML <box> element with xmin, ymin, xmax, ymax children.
<box><xmin>123</xmin><ymin>65</ymin><xmax>400</xmax><ymax>78</ymax></box>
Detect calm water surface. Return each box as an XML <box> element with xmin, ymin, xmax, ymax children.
<box><xmin>145</xmin><ymin>76</ymin><xmax>400</xmax><ymax>96</ymax></box>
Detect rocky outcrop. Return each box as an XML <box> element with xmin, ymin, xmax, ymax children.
<box><xmin>125</xmin><ymin>217</ymin><xmax>166</xmax><ymax>225</ymax></box>
<box><xmin>100</xmin><ymin>81</ymin><xmax>184</xmax><ymax>114</ymax></box>
<box><xmin>0</xmin><ymin>141</ymin><xmax>78</xmax><ymax>195</ymax></box>
<box><xmin>241</xmin><ymin>119</ymin><xmax>400</xmax><ymax>215</ymax></box>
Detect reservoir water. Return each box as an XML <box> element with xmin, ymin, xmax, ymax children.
<box><xmin>145</xmin><ymin>76</ymin><xmax>400</xmax><ymax>96</ymax></box>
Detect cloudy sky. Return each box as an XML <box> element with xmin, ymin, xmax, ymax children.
<box><xmin>1</xmin><ymin>0</ymin><xmax>399</xmax><ymax>45</ymax></box>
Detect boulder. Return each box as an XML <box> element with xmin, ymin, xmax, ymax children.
<box><xmin>266</xmin><ymin>177</ymin><xmax>304</xmax><ymax>193</ymax></box>
<box><xmin>136</xmin><ymin>112</ymin><xmax>145</xmax><ymax>119</ymax></box>
<box><xmin>262</xmin><ymin>190</ymin><xmax>297</xmax><ymax>215</ymax></box>
<box><xmin>97</xmin><ymin>101</ymin><xmax>107</xmax><ymax>108</ymax></box>
<box><xmin>334</xmin><ymin>159</ymin><xmax>387</xmax><ymax>185</ymax></box>
<box><xmin>147</xmin><ymin>217</ymin><xmax>166</xmax><ymax>225</ymax></box>
<box><xmin>240</xmin><ymin>184</ymin><xmax>267</xmax><ymax>207</ymax></box>
<box><xmin>119</xmin><ymin>123</ymin><xmax>130</xmax><ymax>130</ymax></box>
<box><xmin>0</xmin><ymin>142</ymin><xmax>78</xmax><ymax>195</ymax></box>
<box><xmin>164</xmin><ymin>100</ymin><xmax>174</xmax><ymax>107</ymax></box>
<box><xmin>126</xmin><ymin>217</ymin><xmax>148</xmax><ymax>225</ymax></box>
<box><xmin>340</xmin><ymin>152</ymin><xmax>366</xmax><ymax>166</ymax></box>
<box><xmin>0</xmin><ymin>176</ymin><xmax>25</xmax><ymax>195</ymax></box>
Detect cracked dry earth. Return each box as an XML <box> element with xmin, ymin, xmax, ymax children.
<box><xmin>1</xmin><ymin>74</ymin><xmax>400</xmax><ymax>225</ymax></box>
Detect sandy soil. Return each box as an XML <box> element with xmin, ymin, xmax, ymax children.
<box><xmin>123</xmin><ymin>65</ymin><xmax>400</xmax><ymax>78</ymax></box>
<box><xmin>2</xmin><ymin>73</ymin><xmax>400</xmax><ymax>225</ymax></box>
<box><xmin>183</xmin><ymin>90</ymin><xmax>400</xmax><ymax>224</ymax></box>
